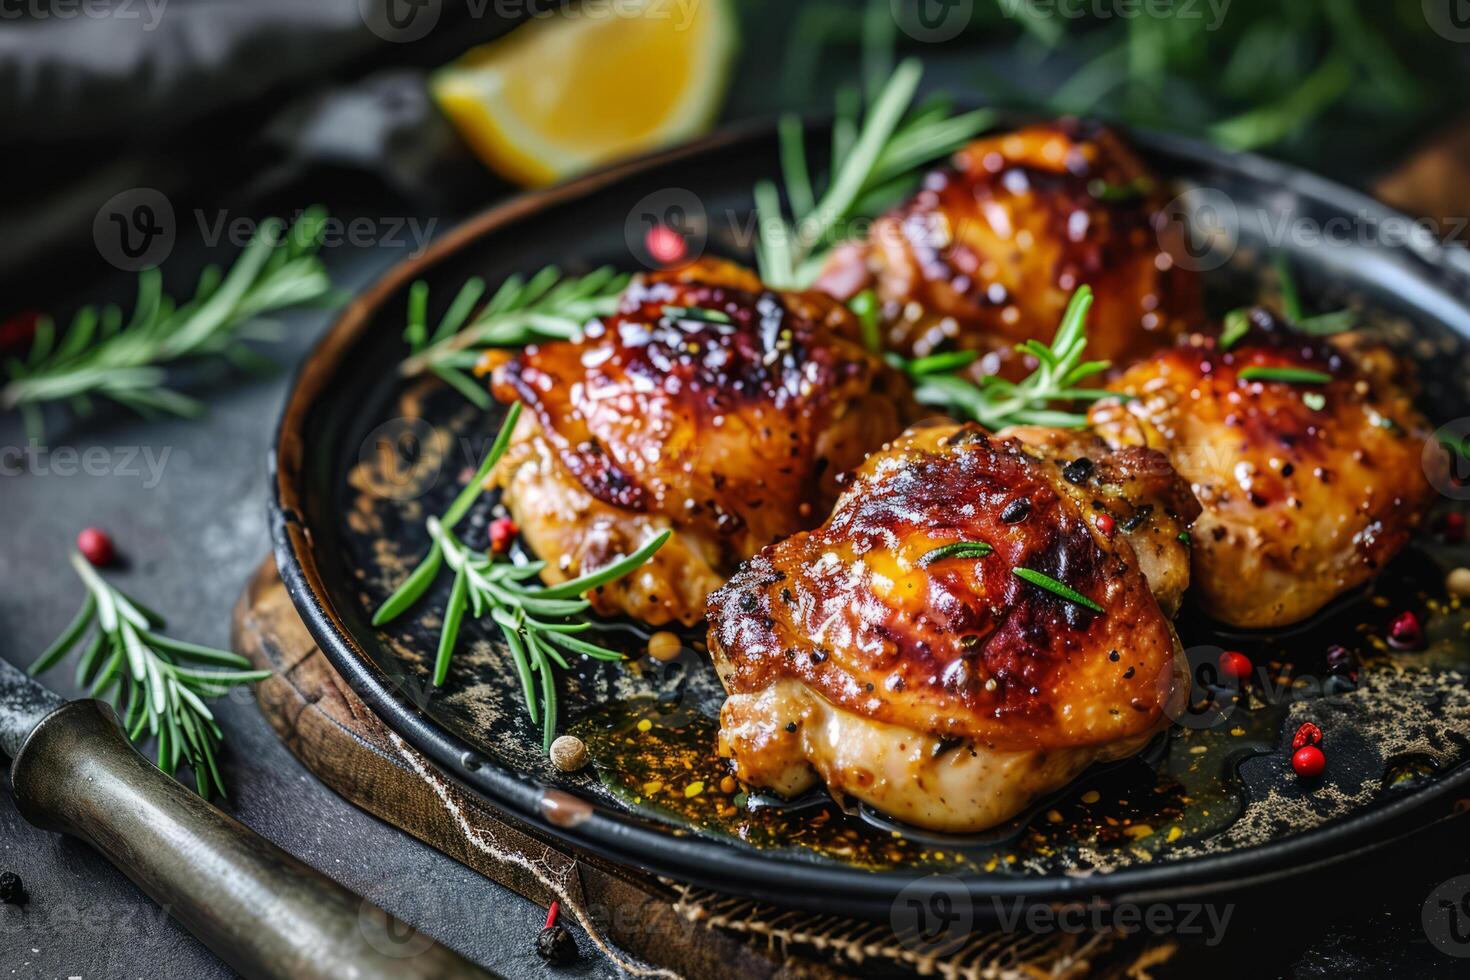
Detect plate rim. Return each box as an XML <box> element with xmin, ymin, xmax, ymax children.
<box><xmin>270</xmin><ymin>116</ymin><xmax>1470</xmax><ymax>915</ymax></box>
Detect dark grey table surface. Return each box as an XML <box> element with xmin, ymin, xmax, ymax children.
<box><xmin>0</xmin><ymin>239</ymin><xmax>622</xmax><ymax>980</ymax></box>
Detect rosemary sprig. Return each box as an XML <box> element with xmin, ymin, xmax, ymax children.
<box><xmin>29</xmin><ymin>553</ymin><xmax>271</xmax><ymax>798</ymax></box>
<box><xmin>397</xmin><ymin>265</ymin><xmax>630</xmax><ymax>401</ymax></box>
<box><xmin>372</xmin><ymin>402</ymin><xmax>670</xmax><ymax>750</ymax></box>
<box><xmin>754</xmin><ymin>59</ymin><xmax>994</xmax><ymax>289</ymax></box>
<box><xmin>896</xmin><ymin>285</ymin><xmax>1123</xmax><ymax>430</ymax></box>
<box><xmin>1</xmin><ymin>208</ymin><xmax>336</xmax><ymax>443</ymax></box>
<box><xmin>1086</xmin><ymin>176</ymin><xmax>1156</xmax><ymax>201</ymax></box>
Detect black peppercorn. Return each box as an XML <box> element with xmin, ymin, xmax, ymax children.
<box><xmin>1001</xmin><ymin>498</ymin><xmax>1031</xmax><ymax>523</ymax></box>
<box><xmin>0</xmin><ymin>872</ymin><xmax>26</xmax><ymax>906</ymax></box>
<box><xmin>1324</xmin><ymin>644</ymin><xmax>1359</xmax><ymax>693</ymax></box>
<box><xmin>1325</xmin><ymin>644</ymin><xmax>1358</xmax><ymax>676</ymax></box>
<box><xmin>1062</xmin><ymin>458</ymin><xmax>1094</xmax><ymax>485</ymax></box>
<box><xmin>536</xmin><ymin>925</ymin><xmax>578</xmax><ymax>965</ymax></box>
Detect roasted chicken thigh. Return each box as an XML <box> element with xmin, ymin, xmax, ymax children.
<box><xmin>707</xmin><ymin>421</ymin><xmax>1199</xmax><ymax>833</ymax></box>
<box><xmin>1090</xmin><ymin>312</ymin><xmax>1436</xmax><ymax>627</ymax></box>
<box><xmin>815</xmin><ymin>121</ymin><xmax>1201</xmax><ymax>378</ymax></box>
<box><xmin>486</xmin><ymin>259</ymin><xmax>916</xmax><ymax>627</ymax></box>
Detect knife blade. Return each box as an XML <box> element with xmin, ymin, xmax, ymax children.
<box><xmin>0</xmin><ymin>657</ymin><xmax>63</xmax><ymax>759</ymax></box>
<box><xmin>1</xmin><ymin>656</ymin><xmax>499</xmax><ymax>980</ymax></box>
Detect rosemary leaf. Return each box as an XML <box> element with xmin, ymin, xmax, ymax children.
<box><xmin>1238</xmin><ymin>366</ymin><xmax>1333</xmax><ymax>384</ymax></box>
<box><xmin>434</xmin><ymin>565</ymin><xmax>471</xmax><ymax>687</ymax></box>
<box><xmin>918</xmin><ymin>541</ymin><xmax>994</xmax><ymax>567</ymax></box>
<box><xmin>534</xmin><ymin>529</ymin><xmax>672</xmax><ymax>599</ymax></box>
<box><xmin>29</xmin><ymin>592</ymin><xmax>96</xmax><ymax>676</ymax></box>
<box><xmin>1013</xmin><ymin>567</ymin><xmax>1104</xmax><ymax>612</ymax></box>
<box><xmin>372</xmin><ymin>542</ymin><xmax>443</xmax><ymax>626</ymax></box>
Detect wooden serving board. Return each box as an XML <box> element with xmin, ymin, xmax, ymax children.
<box><xmin>232</xmin><ymin>558</ymin><xmax>1158</xmax><ymax>979</ymax></box>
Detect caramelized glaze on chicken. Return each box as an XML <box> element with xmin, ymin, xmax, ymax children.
<box><xmin>1090</xmin><ymin>312</ymin><xmax>1436</xmax><ymax>628</ymax></box>
<box><xmin>815</xmin><ymin>121</ymin><xmax>1200</xmax><ymax>377</ymax></box>
<box><xmin>707</xmin><ymin>422</ymin><xmax>1198</xmax><ymax>832</ymax></box>
<box><xmin>486</xmin><ymin>259</ymin><xmax>916</xmax><ymax>627</ymax></box>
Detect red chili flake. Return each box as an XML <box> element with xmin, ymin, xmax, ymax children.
<box><xmin>1441</xmin><ymin>512</ymin><xmax>1466</xmax><ymax>544</ymax></box>
<box><xmin>1094</xmin><ymin>513</ymin><xmax>1116</xmax><ymax>537</ymax></box>
<box><xmin>544</xmin><ymin>900</ymin><xmax>559</xmax><ymax>930</ymax></box>
<box><xmin>1218</xmin><ymin>650</ymin><xmax>1252</xmax><ymax>682</ymax></box>
<box><xmin>1291</xmin><ymin>744</ymin><xmax>1325</xmax><ymax>779</ymax></box>
<box><xmin>76</xmin><ymin>527</ymin><xmax>115</xmax><ymax>567</ymax></box>
<box><xmin>644</xmin><ymin>225</ymin><xmax>687</xmax><ymax>266</ymax></box>
<box><xmin>1292</xmin><ymin>722</ymin><xmax>1323</xmax><ymax>751</ymax></box>
<box><xmin>488</xmin><ymin>516</ymin><xmax>518</xmax><ymax>554</ymax></box>
<box><xmin>1387</xmin><ymin>610</ymin><xmax>1423</xmax><ymax>650</ymax></box>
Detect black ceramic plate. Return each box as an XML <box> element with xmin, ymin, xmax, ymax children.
<box><xmin>271</xmin><ymin>119</ymin><xmax>1470</xmax><ymax>918</ymax></box>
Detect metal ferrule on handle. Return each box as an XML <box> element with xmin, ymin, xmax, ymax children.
<box><xmin>10</xmin><ymin>699</ymin><xmax>497</xmax><ymax>980</ymax></box>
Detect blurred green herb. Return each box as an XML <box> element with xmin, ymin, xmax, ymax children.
<box><xmin>372</xmin><ymin>402</ymin><xmax>669</xmax><ymax>750</ymax></box>
<box><xmin>1219</xmin><ymin>308</ymin><xmax>1251</xmax><ymax>351</ymax></box>
<box><xmin>848</xmin><ymin>289</ymin><xmax>883</xmax><ymax>352</ymax></box>
<box><xmin>1273</xmin><ymin>255</ymin><xmax>1356</xmax><ymax>335</ymax></box>
<box><xmin>1220</xmin><ymin>255</ymin><xmax>1355</xmax><ymax>351</ymax></box>
<box><xmin>30</xmin><ymin>553</ymin><xmax>271</xmax><ymax>798</ymax></box>
<box><xmin>1238</xmin><ymin>366</ymin><xmax>1333</xmax><ymax>384</ymax></box>
<box><xmin>2</xmin><ymin>209</ymin><xmax>336</xmax><ymax>443</ymax></box>
<box><xmin>398</xmin><ymin>266</ymin><xmax>630</xmax><ymax>405</ymax></box>
<box><xmin>764</xmin><ymin>0</ymin><xmax>1457</xmax><ymax>169</ymax></box>
<box><xmin>755</xmin><ymin>58</ymin><xmax>994</xmax><ymax>288</ymax></box>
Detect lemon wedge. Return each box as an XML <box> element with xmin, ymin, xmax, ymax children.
<box><xmin>432</xmin><ymin>0</ymin><xmax>736</xmax><ymax>186</ymax></box>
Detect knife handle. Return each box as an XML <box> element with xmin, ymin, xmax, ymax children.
<box><xmin>10</xmin><ymin>700</ymin><xmax>499</xmax><ymax>980</ymax></box>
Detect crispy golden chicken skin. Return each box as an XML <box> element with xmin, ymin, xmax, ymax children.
<box><xmin>1090</xmin><ymin>312</ymin><xmax>1437</xmax><ymax>628</ymax></box>
<box><xmin>707</xmin><ymin>422</ymin><xmax>1198</xmax><ymax>833</ymax></box>
<box><xmin>815</xmin><ymin>120</ymin><xmax>1201</xmax><ymax>377</ymax></box>
<box><xmin>486</xmin><ymin>258</ymin><xmax>916</xmax><ymax>627</ymax></box>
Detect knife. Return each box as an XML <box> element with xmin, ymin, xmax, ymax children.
<box><xmin>1</xmin><ymin>657</ymin><xmax>500</xmax><ymax>979</ymax></box>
